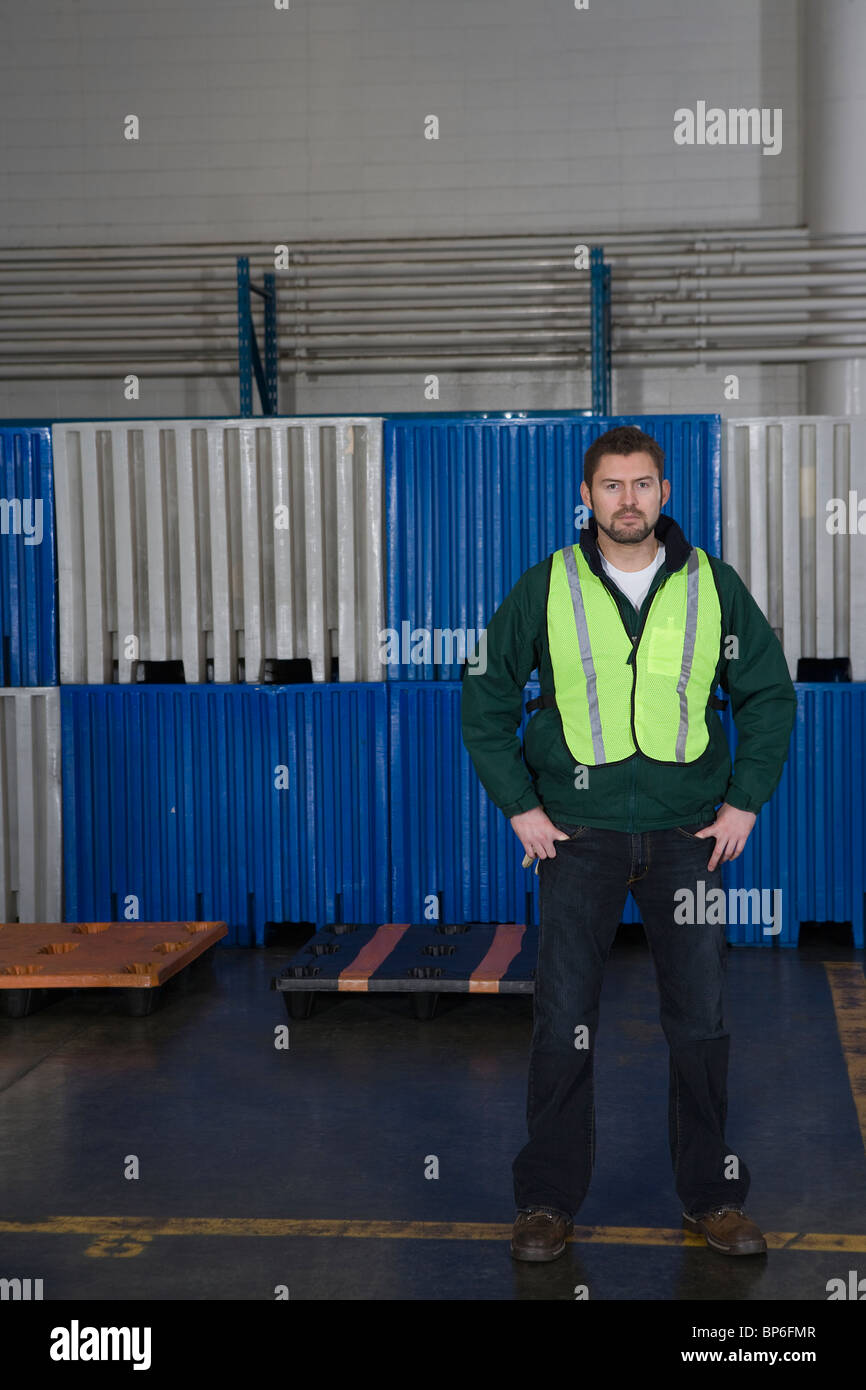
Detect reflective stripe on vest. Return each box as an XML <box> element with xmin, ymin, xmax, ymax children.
<box><xmin>547</xmin><ymin>543</ymin><xmax>722</xmax><ymax>765</ymax></box>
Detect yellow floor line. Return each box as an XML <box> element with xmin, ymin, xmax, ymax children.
<box><xmin>824</xmin><ymin>962</ymin><xmax>866</xmax><ymax>1157</ymax></box>
<box><xmin>0</xmin><ymin>1216</ymin><xmax>865</xmax><ymax>1253</ymax></box>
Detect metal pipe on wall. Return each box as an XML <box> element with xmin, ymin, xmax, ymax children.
<box><xmin>1</xmin><ymin>229</ymin><xmax>865</xmax><ymax>382</ymax></box>
<box><xmin>0</xmin><ymin>344</ymin><xmax>860</xmax><ymax>379</ymax></box>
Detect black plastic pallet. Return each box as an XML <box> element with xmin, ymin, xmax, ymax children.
<box><xmin>272</xmin><ymin>922</ymin><xmax>537</xmax><ymax>1019</ymax></box>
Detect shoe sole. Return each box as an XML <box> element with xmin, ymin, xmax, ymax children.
<box><xmin>510</xmin><ymin>1223</ymin><xmax>574</xmax><ymax>1262</ymax></box>
<box><xmin>682</xmin><ymin>1214</ymin><xmax>767</xmax><ymax>1255</ymax></box>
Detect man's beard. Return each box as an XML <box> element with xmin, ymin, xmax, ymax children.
<box><xmin>597</xmin><ymin>513</ymin><xmax>656</xmax><ymax>545</ymax></box>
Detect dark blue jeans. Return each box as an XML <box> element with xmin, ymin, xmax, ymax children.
<box><xmin>512</xmin><ymin>820</ymin><xmax>751</xmax><ymax>1221</ymax></box>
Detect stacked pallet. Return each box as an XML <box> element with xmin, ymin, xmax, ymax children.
<box><xmin>1</xmin><ymin>412</ymin><xmax>863</xmax><ymax>965</ymax></box>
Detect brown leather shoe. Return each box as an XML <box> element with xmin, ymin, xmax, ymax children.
<box><xmin>511</xmin><ymin>1207</ymin><xmax>573</xmax><ymax>1262</ymax></box>
<box><xmin>683</xmin><ymin>1206</ymin><xmax>767</xmax><ymax>1255</ymax></box>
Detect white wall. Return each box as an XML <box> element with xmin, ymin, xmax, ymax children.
<box><xmin>0</xmin><ymin>363</ymin><xmax>804</xmax><ymax>422</ymax></box>
<box><xmin>0</xmin><ymin>0</ymin><xmax>803</xmax><ymax>418</ymax></box>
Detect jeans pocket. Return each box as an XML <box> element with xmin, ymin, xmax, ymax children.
<box><xmin>553</xmin><ymin>822</ymin><xmax>589</xmax><ymax>840</ymax></box>
<box><xmin>674</xmin><ymin>822</ymin><xmax>714</xmax><ymax>842</ymax></box>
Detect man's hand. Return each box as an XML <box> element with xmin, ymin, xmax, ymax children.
<box><xmin>695</xmin><ymin>802</ymin><xmax>757</xmax><ymax>871</ymax></box>
<box><xmin>510</xmin><ymin>806</ymin><xmax>572</xmax><ymax>861</ymax></box>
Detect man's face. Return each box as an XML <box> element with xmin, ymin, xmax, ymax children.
<box><xmin>580</xmin><ymin>451</ymin><xmax>670</xmax><ymax>544</ymax></box>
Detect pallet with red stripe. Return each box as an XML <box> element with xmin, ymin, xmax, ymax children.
<box><xmin>272</xmin><ymin>923</ymin><xmax>537</xmax><ymax>1019</ymax></box>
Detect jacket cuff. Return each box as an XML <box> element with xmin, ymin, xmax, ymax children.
<box><xmin>723</xmin><ymin>784</ymin><xmax>762</xmax><ymax>814</ymax></box>
<box><xmin>500</xmin><ymin>791</ymin><xmax>542</xmax><ymax>818</ymax></box>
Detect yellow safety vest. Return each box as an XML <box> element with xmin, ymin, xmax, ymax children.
<box><xmin>546</xmin><ymin>543</ymin><xmax>722</xmax><ymax>765</ymax></box>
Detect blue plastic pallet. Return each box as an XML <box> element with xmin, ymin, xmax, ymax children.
<box><xmin>61</xmin><ymin>684</ymin><xmax>390</xmax><ymax>945</ymax></box>
<box><xmin>385</xmin><ymin>412</ymin><xmax>721</xmax><ymax>679</ymax></box>
<box><xmin>388</xmin><ymin>680</ymin><xmax>534</xmax><ymax>927</ymax></box>
<box><xmin>391</xmin><ymin>680</ymin><xmax>864</xmax><ymax>947</ymax></box>
<box><xmin>0</xmin><ymin>426</ymin><xmax>57</xmax><ymax>685</ymax></box>
<box><xmin>724</xmin><ymin>685</ymin><xmax>866</xmax><ymax>948</ymax></box>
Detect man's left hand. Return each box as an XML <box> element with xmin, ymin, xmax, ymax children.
<box><xmin>694</xmin><ymin>802</ymin><xmax>757</xmax><ymax>871</ymax></box>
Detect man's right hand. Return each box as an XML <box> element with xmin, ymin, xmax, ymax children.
<box><xmin>510</xmin><ymin>805</ymin><xmax>572</xmax><ymax>861</ymax></box>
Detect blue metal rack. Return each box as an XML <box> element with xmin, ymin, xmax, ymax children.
<box><xmin>590</xmin><ymin>247</ymin><xmax>612</xmax><ymax>413</ymax></box>
<box><xmin>236</xmin><ymin>257</ymin><xmax>278</xmax><ymax>416</ymax></box>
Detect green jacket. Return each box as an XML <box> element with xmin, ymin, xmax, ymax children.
<box><xmin>460</xmin><ymin>513</ymin><xmax>797</xmax><ymax>831</ymax></box>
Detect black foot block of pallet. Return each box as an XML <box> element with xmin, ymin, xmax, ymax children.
<box><xmin>0</xmin><ymin>988</ymin><xmax>75</xmax><ymax>1019</ymax></box>
<box><xmin>412</xmin><ymin>992</ymin><xmax>438</xmax><ymax>1020</ymax></box>
<box><xmin>124</xmin><ymin>986</ymin><xmax>163</xmax><ymax>1017</ymax></box>
<box><xmin>283</xmin><ymin>990</ymin><xmax>316</xmax><ymax>1020</ymax></box>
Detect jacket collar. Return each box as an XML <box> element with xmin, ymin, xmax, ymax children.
<box><xmin>578</xmin><ymin>512</ymin><xmax>691</xmax><ymax>576</ymax></box>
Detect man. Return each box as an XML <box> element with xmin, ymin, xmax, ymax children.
<box><xmin>460</xmin><ymin>423</ymin><xmax>796</xmax><ymax>1263</ymax></box>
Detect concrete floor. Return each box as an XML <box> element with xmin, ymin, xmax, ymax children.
<box><xmin>1</xmin><ymin>929</ymin><xmax>864</xmax><ymax>1301</ymax></box>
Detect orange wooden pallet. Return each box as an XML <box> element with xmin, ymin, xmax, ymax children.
<box><xmin>0</xmin><ymin>921</ymin><xmax>227</xmax><ymax>1016</ymax></box>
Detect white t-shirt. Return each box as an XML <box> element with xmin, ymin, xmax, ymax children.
<box><xmin>600</xmin><ymin>542</ymin><xmax>666</xmax><ymax>612</ymax></box>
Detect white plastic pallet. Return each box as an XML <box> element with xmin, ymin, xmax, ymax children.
<box><xmin>723</xmin><ymin>417</ymin><xmax>866</xmax><ymax>681</ymax></box>
<box><xmin>0</xmin><ymin>688</ymin><xmax>62</xmax><ymax>923</ymax></box>
<box><xmin>52</xmin><ymin>418</ymin><xmax>385</xmax><ymax>683</ymax></box>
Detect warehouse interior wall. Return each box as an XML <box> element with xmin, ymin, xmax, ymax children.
<box><xmin>0</xmin><ymin>0</ymin><xmax>801</xmax><ymax>419</ymax></box>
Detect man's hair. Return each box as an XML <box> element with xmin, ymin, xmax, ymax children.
<box><xmin>583</xmin><ymin>425</ymin><xmax>665</xmax><ymax>489</ymax></box>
